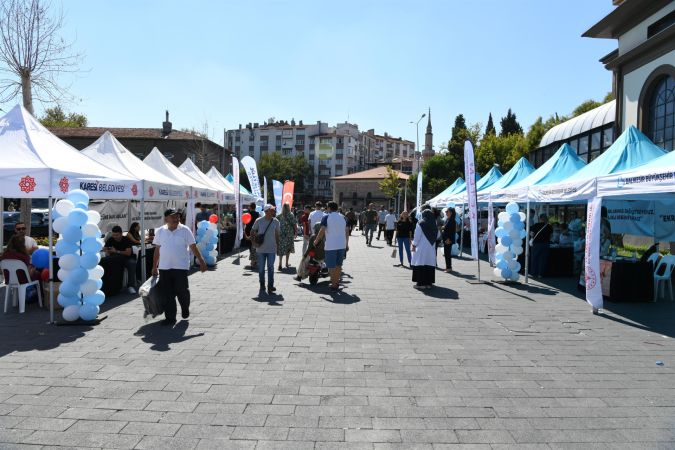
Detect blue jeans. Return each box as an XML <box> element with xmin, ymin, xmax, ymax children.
<box><xmin>397</xmin><ymin>237</ymin><xmax>411</xmax><ymax>264</ymax></box>
<box><xmin>365</xmin><ymin>224</ymin><xmax>377</xmax><ymax>243</ymax></box>
<box><xmin>258</xmin><ymin>252</ymin><xmax>275</xmax><ymax>287</ymax></box>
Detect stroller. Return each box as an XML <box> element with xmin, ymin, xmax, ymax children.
<box><xmin>296</xmin><ymin>224</ymin><xmax>329</xmax><ymax>285</ymax></box>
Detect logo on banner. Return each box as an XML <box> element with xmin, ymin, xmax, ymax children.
<box><xmin>185</xmin><ymin>190</ymin><xmax>190</xmax><ymax>199</ymax></box>
<box><xmin>616</xmin><ymin>177</ymin><xmax>625</xmax><ymax>189</ymax></box>
<box><xmin>19</xmin><ymin>175</ymin><xmax>36</xmax><ymax>193</ymax></box>
<box><xmin>585</xmin><ymin>266</ymin><xmax>597</xmax><ymax>290</ymax></box>
<box><xmin>131</xmin><ymin>184</ymin><xmax>138</xmax><ymax>196</ymax></box>
<box><xmin>59</xmin><ymin>177</ymin><xmax>69</xmax><ymax>193</ymax></box>
<box><xmin>148</xmin><ymin>186</ymin><xmax>155</xmax><ymax>197</ymax></box>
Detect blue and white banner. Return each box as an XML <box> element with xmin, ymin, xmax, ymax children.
<box><xmin>416</xmin><ymin>169</ymin><xmax>423</xmax><ymax>218</ymax></box>
<box><xmin>605</xmin><ymin>199</ymin><xmax>675</xmax><ymax>241</ymax></box>
<box><xmin>584</xmin><ymin>197</ymin><xmax>603</xmax><ymax>310</ymax></box>
<box><xmin>240</xmin><ymin>156</ymin><xmax>262</xmax><ymax>200</ymax></box>
<box><xmin>487</xmin><ymin>194</ymin><xmax>496</xmax><ymax>264</ymax></box>
<box><xmin>464</xmin><ymin>140</ymin><xmax>479</xmax><ymax>260</ymax></box>
<box><xmin>273</xmin><ymin>179</ymin><xmax>283</xmax><ymax>209</ymax></box>
<box><xmin>233</xmin><ymin>157</ymin><xmax>242</xmax><ymax>248</ymax></box>
<box><xmin>263</xmin><ymin>176</ymin><xmax>268</xmax><ymax>205</ymax></box>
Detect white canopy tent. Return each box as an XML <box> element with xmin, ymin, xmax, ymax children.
<box><xmin>143</xmin><ymin>148</ymin><xmax>219</xmax><ymax>203</ymax></box>
<box><xmin>206</xmin><ymin>167</ymin><xmax>257</xmax><ymax>204</ymax></box>
<box><xmin>178</xmin><ymin>158</ymin><xmax>230</xmax><ymax>204</ymax></box>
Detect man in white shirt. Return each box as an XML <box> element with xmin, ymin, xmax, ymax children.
<box><xmin>314</xmin><ymin>201</ymin><xmax>349</xmax><ymax>291</ymax></box>
<box><xmin>14</xmin><ymin>222</ymin><xmax>38</xmax><ymax>254</ymax></box>
<box><xmin>309</xmin><ymin>201</ymin><xmax>325</xmax><ymax>229</ymax></box>
<box><xmin>376</xmin><ymin>206</ymin><xmax>387</xmax><ymax>240</ymax></box>
<box><xmin>152</xmin><ymin>208</ymin><xmax>207</xmax><ymax>326</ymax></box>
<box><xmin>384</xmin><ymin>208</ymin><xmax>397</xmax><ymax>246</ymax></box>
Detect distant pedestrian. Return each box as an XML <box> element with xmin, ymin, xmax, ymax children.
<box><xmin>300</xmin><ymin>205</ymin><xmax>312</xmax><ymax>255</ymax></box>
<box><xmin>363</xmin><ymin>203</ymin><xmax>378</xmax><ymax>246</ymax></box>
<box><xmin>346</xmin><ymin>208</ymin><xmax>357</xmax><ymax>235</ymax></box>
<box><xmin>277</xmin><ymin>203</ymin><xmax>297</xmax><ymax>270</ymax></box>
<box><xmin>411</xmin><ymin>208</ymin><xmax>438</xmax><ymax>290</ymax></box>
<box><xmin>384</xmin><ymin>208</ymin><xmax>396</xmax><ymax>246</ymax></box>
<box><xmin>393</xmin><ymin>210</ymin><xmax>413</xmax><ymax>267</ymax></box>
<box><xmin>152</xmin><ymin>208</ymin><xmax>207</xmax><ymax>326</ymax></box>
<box><xmin>314</xmin><ymin>201</ymin><xmax>349</xmax><ymax>291</ymax></box>
<box><xmin>243</xmin><ymin>202</ymin><xmax>260</xmax><ymax>269</ymax></box>
<box><xmin>376</xmin><ymin>205</ymin><xmax>387</xmax><ymax>240</ymax></box>
<box><xmin>309</xmin><ymin>201</ymin><xmax>325</xmax><ymax>229</ymax></box>
<box><xmin>252</xmin><ymin>204</ymin><xmax>280</xmax><ymax>293</ymax></box>
<box><xmin>442</xmin><ymin>207</ymin><xmax>457</xmax><ymax>272</ymax></box>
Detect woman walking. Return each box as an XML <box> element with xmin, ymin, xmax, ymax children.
<box><xmin>393</xmin><ymin>210</ymin><xmax>413</xmax><ymax>267</ymax></box>
<box><xmin>442</xmin><ymin>208</ymin><xmax>457</xmax><ymax>272</ymax></box>
<box><xmin>277</xmin><ymin>203</ymin><xmax>297</xmax><ymax>270</ymax></box>
<box><xmin>411</xmin><ymin>208</ymin><xmax>438</xmax><ymax>290</ymax></box>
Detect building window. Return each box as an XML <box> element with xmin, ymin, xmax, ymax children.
<box><xmin>589</xmin><ymin>130</ymin><xmax>602</xmax><ymax>161</ymax></box>
<box><xmin>577</xmin><ymin>135</ymin><xmax>589</xmax><ymax>161</ymax></box>
<box><xmin>602</xmin><ymin>126</ymin><xmax>614</xmax><ymax>150</ymax></box>
<box><xmin>648</xmin><ymin>75</ymin><xmax>675</xmax><ymax>151</ymax></box>
<box><xmin>352</xmin><ymin>192</ymin><xmax>357</xmax><ymax>205</ymax></box>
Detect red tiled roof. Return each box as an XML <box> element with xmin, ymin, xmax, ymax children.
<box><xmin>331</xmin><ymin>167</ymin><xmax>409</xmax><ymax>180</ymax></box>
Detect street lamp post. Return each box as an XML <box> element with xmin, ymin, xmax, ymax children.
<box><xmin>408</xmin><ymin>113</ymin><xmax>426</xmax><ymax>210</ymax></box>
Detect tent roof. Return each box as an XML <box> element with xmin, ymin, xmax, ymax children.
<box><xmin>207</xmin><ymin>167</ymin><xmax>257</xmax><ymax>203</ymax></box>
<box><xmin>568</xmin><ymin>125</ymin><xmax>667</xmax><ymax>181</ymax></box>
<box><xmin>81</xmin><ymin>132</ymin><xmax>185</xmax><ymax>194</ymax></box>
<box><xmin>143</xmin><ymin>148</ymin><xmax>215</xmax><ymax>192</ymax></box>
<box><xmin>482</xmin><ymin>157</ymin><xmax>535</xmax><ymax>193</ymax></box>
<box><xmin>225</xmin><ymin>173</ymin><xmax>254</xmax><ymax>196</ymax></box>
<box><xmin>427</xmin><ymin>177</ymin><xmax>464</xmax><ymax>206</ymax></box>
<box><xmin>475</xmin><ymin>166</ymin><xmax>502</xmax><ymax>191</ymax></box>
<box><xmin>539</xmin><ymin>100</ymin><xmax>615</xmax><ymax>147</ymax></box>
<box><xmin>511</xmin><ymin>143</ymin><xmax>586</xmax><ymax>188</ymax></box>
<box><xmin>179</xmin><ymin>158</ymin><xmax>228</xmax><ymax>193</ymax></box>
<box><xmin>449</xmin><ymin>172</ymin><xmax>481</xmax><ymax>195</ymax></box>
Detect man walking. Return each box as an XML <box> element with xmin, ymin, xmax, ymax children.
<box><xmin>377</xmin><ymin>205</ymin><xmax>387</xmax><ymax>240</ymax></box>
<box><xmin>244</xmin><ymin>202</ymin><xmax>260</xmax><ymax>269</ymax></box>
<box><xmin>314</xmin><ymin>201</ymin><xmax>348</xmax><ymax>291</ymax></box>
<box><xmin>252</xmin><ymin>204</ymin><xmax>281</xmax><ymax>294</ymax></box>
<box><xmin>309</xmin><ymin>201</ymin><xmax>325</xmax><ymax>229</ymax></box>
<box><xmin>152</xmin><ymin>208</ymin><xmax>207</xmax><ymax>326</ymax></box>
<box><xmin>364</xmin><ymin>203</ymin><xmax>378</xmax><ymax>246</ymax></box>
<box><xmin>384</xmin><ymin>208</ymin><xmax>396</xmax><ymax>246</ymax></box>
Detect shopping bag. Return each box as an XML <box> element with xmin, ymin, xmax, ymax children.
<box><xmin>140</xmin><ymin>275</ymin><xmax>163</xmax><ymax>319</ymax></box>
<box><xmin>391</xmin><ymin>248</ymin><xmax>397</xmax><ymax>258</ymax></box>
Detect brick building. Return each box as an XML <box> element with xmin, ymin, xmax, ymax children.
<box><xmin>331</xmin><ymin>167</ymin><xmax>409</xmax><ymax>211</ymax></box>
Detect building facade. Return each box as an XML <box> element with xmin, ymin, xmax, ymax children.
<box><xmin>331</xmin><ymin>167</ymin><xmax>409</xmax><ymax>211</ymax></box>
<box><xmin>225</xmin><ymin>120</ymin><xmax>414</xmax><ymax>200</ymax></box>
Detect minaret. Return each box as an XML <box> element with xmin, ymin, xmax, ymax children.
<box><xmin>423</xmin><ymin>107</ymin><xmax>433</xmax><ymax>158</ymax></box>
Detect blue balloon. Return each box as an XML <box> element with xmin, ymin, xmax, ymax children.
<box><xmin>198</xmin><ymin>221</ymin><xmax>209</xmax><ymax>229</ymax></box>
<box><xmin>497</xmin><ymin>220</ymin><xmax>504</xmax><ymax>227</ymax></box>
<box><xmin>74</xmin><ymin>202</ymin><xmax>88</xmax><ymax>210</ymax></box>
<box><xmin>495</xmin><ymin>227</ymin><xmax>506</xmax><ymax>238</ymax></box>
<box><xmin>55</xmin><ymin>240</ymin><xmax>78</xmax><ymax>257</ymax></box>
<box><xmin>31</xmin><ymin>248</ymin><xmax>50</xmax><ymax>269</ymax></box>
<box><xmin>51</xmin><ymin>207</ymin><xmax>61</xmax><ymax>220</ymax></box>
<box><xmin>205</xmin><ymin>256</ymin><xmax>216</xmax><ymax>266</ymax></box>
<box><xmin>497</xmin><ymin>260</ymin><xmax>508</xmax><ymax>270</ymax></box>
<box><xmin>209</xmin><ymin>238</ymin><xmax>218</xmax><ymax>246</ymax></box>
<box><xmin>69</xmin><ymin>267</ymin><xmax>89</xmax><ymax>285</ymax></box>
<box><xmin>505</xmin><ymin>202</ymin><xmax>519</xmax><ymax>214</ymax></box>
<box><xmin>57</xmin><ymin>294</ymin><xmax>80</xmax><ymax>308</ymax></box>
<box><xmin>502</xmin><ymin>268</ymin><xmax>513</xmax><ymax>279</ymax></box>
<box><xmin>80</xmin><ymin>252</ymin><xmax>100</xmax><ymax>270</ymax></box>
<box><xmin>67</xmin><ymin>208</ymin><xmax>88</xmax><ymax>227</ymax></box>
<box><xmin>59</xmin><ymin>281</ymin><xmax>79</xmax><ymax>297</ymax></box>
<box><xmin>62</xmin><ymin>226</ymin><xmax>83</xmax><ymax>243</ymax></box>
<box><xmin>513</xmin><ymin>221</ymin><xmax>524</xmax><ymax>230</ymax></box>
<box><xmin>519</xmin><ymin>229</ymin><xmax>527</xmax><ymax>239</ymax></box>
<box><xmin>81</xmin><ymin>237</ymin><xmax>103</xmax><ymax>253</ymax></box>
<box><xmin>83</xmin><ymin>290</ymin><xmax>105</xmax><ymax>306</ymax></box>
<box><xmin>79</xmin><ymin>303</ymin><xmax>99</xmax><ymax>321</ymax></box>
<box><xmin>501</xmin><ymin>236</ymin><xmax>512</xmax><ymax>247</ymax></box>
<box><xmin>67</xmin><ymin>189</ymin><xmax>90</xmax><ymax>206</ymax></box>
<box><xmin>510</xmin><ymin>214</ymin><xmax>520</xmax><ymax>223</ymax></box>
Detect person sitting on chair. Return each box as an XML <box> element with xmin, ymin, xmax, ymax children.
<box><xmin>13</xmin><ymin>222</ymin><xmax>38</xmax><ymax>255</ymax></box>
<box><xmin>1</xmin><ymin>235</ymin><xmax>40</xmax><ymax>282</ymax></box>
<box><xmin>103</xmin><ymin>225</ymin><xmax>137</xmax><ymax>294</ymax></box>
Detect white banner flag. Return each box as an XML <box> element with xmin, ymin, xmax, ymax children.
<box><xmin>464</xmin><ymin>141</ymin><xmax>479</xmax><ymax>260</ymax></box>
<box><xmin>487</xmin><ymin>194</ymin><xmax>496</xmax><ymax>265</ymax></box>
<box><xmin>263</xmin><ymin>176</ymin><xmax>268</xmax><ymax>206</ymax></box>
<box><xmin>584</xmin><ymin>197</ymin><xmax>603</xmax><ymax>310</ymax></box>
<box><xmin>233</xmin><ymin>157</ymin><xmax>242</xmax><ymax>248</ymax></box>
<box><xmin>240</xmin><ymin>156</ymin><xmax>262</xmax><ymax>200</ymax></box>
<box><xmin>416</xmin><ymin>170</ymin><xmax>423</xmax><ymax>218</ymax></box>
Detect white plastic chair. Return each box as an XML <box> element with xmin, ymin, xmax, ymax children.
<box><xmin>1</xmin><ymin>259</ymin><xmax>43</xmax><ymax>313</ymax></box>
<box><xmin>647</xmin><ymin>252</ymin><xmax>661</xmax><ymax>269</ymax></box>
<box><xmin>653</xmin><ymin>255</ymin><xmax>675</xmax><ymax>302</ymax></box>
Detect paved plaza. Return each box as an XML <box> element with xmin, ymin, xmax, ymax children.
<box><xmin>0</xmin><ymin>233</ymin><xmax>674</xmax><ymax>449</ymax></box>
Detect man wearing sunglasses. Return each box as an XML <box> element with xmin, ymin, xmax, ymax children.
<box><xmin>14</xmin><ymin>222</ymin><xmax>38</xmax><ymax>255</ymax></box>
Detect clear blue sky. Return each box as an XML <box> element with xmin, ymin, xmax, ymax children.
<box><xmin>32</xmin><ymin>0</ymin><xmax>616</xmax><ymax>148</ymax></box>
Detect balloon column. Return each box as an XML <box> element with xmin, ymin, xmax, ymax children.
<box><xmin>196</xmin><ymin>215</ymin><xmax>219</xmax><ymax>266</ymax></box>
<box><xmin>493</xmin><ymin>202</ymin><xmax>526</xmax><ymax>282</ymax></box>
<box><xmin>51</xmin><ymin>190</ymin><xmax>105</xmax><ymax>321</ymax></box>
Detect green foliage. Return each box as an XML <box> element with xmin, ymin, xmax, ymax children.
<box><xmin>475</xmin><ymin>133</ymin><xmax>528</xmax><ymax>174</ymax></box>
<box><xmin>378</xmin><ymin>166</ymin><xmax>402</xmax><ymax>200</ymax></box>
<box><xmin>421</xmin><ymin>152</ymin><xmax>463</xmax><ymax>198</ymax></box>
<box><xmin>257</xmin><ymin>153</ymin><xmax>313</xmax><ymax>198</ymax></box>
<box><xmin>499</xmin><ymin>108</ymin><xmax>523</xmax><ymax>136</ymax></box>
<box><xmin>39</xmin><ymin>106</ymin><xmax>87</xmax><ymax>127</ymax></box>
<box><xmin>572</xmin><ymin>99</ymin><xmax>602</xmax><ymax>117</ymax></box>
<box><xmin>603</xmin><ymin>91</ymin><xmax>615</xmax><ymax>103</ymax></box>
<box><xmin>485</xmin><ymin>113</ymin><xmax>495</xmax><ymax>136</ymax></box>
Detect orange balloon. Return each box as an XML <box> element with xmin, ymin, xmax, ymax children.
<box><xmin>209</xmin><ymin>214</ymin><xmax>218</xmax><ymax>223</ymax></box>
<box><xmin>242</xmin><ymin>213</ymin><xmax>252</xmax><ymax>224</ymax></box>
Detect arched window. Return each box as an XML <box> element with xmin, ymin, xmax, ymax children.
<box><xmin>647</xmin><ymin>75</ymin><xmax>675</xmax><ymax>151</ymax></box>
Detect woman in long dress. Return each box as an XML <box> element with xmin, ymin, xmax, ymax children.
<box><xmin>411</xmin><ymin>209</ymin><xmax>438</xmax><ymax>290</ymax></box>
<box><xmin>277</xmin><ymin>203</ymin><xmax>297</xmax><ymax>270</ymax></box>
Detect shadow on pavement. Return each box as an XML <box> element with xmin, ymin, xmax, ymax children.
<box><xmin>320</xmin><ymin>291</ymin><xmax>361</xmax><ymax>304</ymax></box>
<box><xmin>252</xmin><ymin>291</ymin><xmax>285</xmax><ymax>306</ymax></box>
<box><xmin>134</xmin><ymin>320</ymin><xmax>204</xmax><ymax>351</ymax></box>
<box><xmin>421</xmin><ymin>286</ymin><xmax>458</xmax><ymax>300</ymax></box>
<box><xmin>600</xmin><ymin>301</ymin><xmax>675</xmax><ymax>338</ymax></box>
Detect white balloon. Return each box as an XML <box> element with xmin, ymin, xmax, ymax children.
<box><xmin>493</xmin><ymin>268</ymin><xmax>502</xmax><ymax>278</ymax></box>
<box><xmin>203</xmin><ymin>229</ymin><xmax>214</xmax><ymax>240</ymax></box>
<box><xmin>82</xmin><ymin>223</ymin><xmax>101</xmax><ymax>238</ymax></box>
<box><xmin>512</xmin><ymin>245</ymin><xmax>523</xmax><ymax>256</ymax></box>
<box><xmin>86</xmin><ymin>210</ymin><xmax>101</xmax><ymax>225</ymax></box>
<box><xmin>88</xmin><ymin>265</ymin><xmax>104</xmax><ymax>279</ymax></box>
<box><xmin>208</xmin><ymin>222</ymin><xmax>218</xmax><ymax>231</ymax></box>
<box><xmin>509</xmin><ymin>273</ymin><xmax>520</xmax><ymax>282</ymax></box>
<box><xmin>502</xmin><ymin>221</ymin><xmax>514</xmax><ymax>232</ymax></box>
<box><xmin>518</xmin><ymin>212</ymin><xmax>526</xmax><ymax>222</ymax></box>
<box><xmin>508</xmin><ymin>229</ymin><xmax>520</xmax><ymax>241</ymax></box>
<box><xmin>62</xmin><ymin>305</ymin><xmax>80</xmax><ymax>321</ymax></box>
<box><xmin>57</xmin><ymin>268</ymin><xmax>71</xmax><ymax>282</ymax></box>
<box><xmin>59</xmin><ymin>253</ymin><xmax>80</xmax><ymax>270</ymax></box>
<box><xmin>54</xmin><ymin>199</ymin><xmax>74</xmax><ymax>217</ymax></box>
<box><xmin>80</xmin><ymin>279</ymin><xmax>99</xmax><ymax>296</ymax></box>
<box><xmin>503</xmin><ymin>251</ymin><xmax>514</xmax><ymax>261</ymax></box>
<box><xmin>53</xmin><ymin>217</ymin><xmax>69</xmax><ymax>234</ymax></box>
<box><xmin>498</xmin><ymin>212</ymin><xmax>510</xmax><ymax>222</ymax></box>
<box><xmin>507</xmin><ymin>259</ymin><xmax>518</xmax><ymax>270</ymax></box>
<box><xmin>506</xmin><ymin>202</ymin><xmax>519</xmax><ymax>214</ymax></box>
<box><xmin>495</xmin><ymin>244</ymin><xmax>508</xmax><ymax>254</ymax></box>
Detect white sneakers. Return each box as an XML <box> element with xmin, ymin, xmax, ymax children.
<box><xmin>127</xmin><ymin>287</ymin><xmax>137</xmax><ymax>295</ymax></box>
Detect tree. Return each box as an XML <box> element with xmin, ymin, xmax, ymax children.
<box><xmin>257</xmin><ymin>153</ymin><xmax>313</xmax><ymax>202</ymax></box>
<box><xmin>484</xmin><ymin>113</ymin><xmax>496</xmax><ymax>136</ymax></box>
<box><xmin>476</xmin><ymin>133</ymin><xmax>529</xmax><ymax>174</ymax></box>
<box><xmin>447</xmin><ymin>114</ymin><xmax>481</xmax><ymax>173</ymax></box>
<box><xmin>499</xmin><ymin>108</ymin><xmax>523</xmax><ymax>136</ymax></box>
<box><xmin>0</xmin><ymin>0</ymin><xmax>82</xmax><ymax>114</ymax></box>
<box><xmin>572</xmin><ymin>99</ymin><xmax>602</xmax><ymax>117</ymax></box>
<box><xmin>181</xmin><ymin>122</ymin><xmax>220</xmax><ymax>172</ymax></box>
<box><xmin>39</xmin><ymin>105</ymin><xmax>87</xmax><ymax>127</ymax></box>
<box><xmin>378</xmin><ymin>166</ymin><xmax>402</xmax><ymax>203</ymax></box>
<box><xmin>603</xmin><ymin>91</ymin><xmax>614</xmax><ymax>103</ymax></box>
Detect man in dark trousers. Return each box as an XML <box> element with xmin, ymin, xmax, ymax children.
<box><xmin>529</xmin><ymin>213</ymin><xmax>553</xmax><ymax>278</ymax></box>
<box><xmin>441</xmin><ymin>208</ymin><xmax>457</xmax><ymax>272</ymax></box>
<box><xmin>152</xmin><ymin>208</ymin><xmax>207</xmax><ymax>326</ymax></box>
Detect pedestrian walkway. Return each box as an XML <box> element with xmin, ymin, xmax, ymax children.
<box><xmin>0</xmin><ymin>232</ymin><xmax>674</xmax><ymax>449</ymax></box>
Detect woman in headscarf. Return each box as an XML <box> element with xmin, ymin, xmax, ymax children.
<box><xmin>411</xmin><ymin>208</ymin><xmax>439</xmax><ymax>289</ymax></box>
<box><xmin>276</xmin><ymin>203</ymin><xmax>297</xmax><ymax>270</ymax></box>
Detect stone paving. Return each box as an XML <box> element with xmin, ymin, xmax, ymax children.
<box><xmin>0</xmin><ymin>231</ymin><xmax>674</xmax><ymax>449</ymax></box>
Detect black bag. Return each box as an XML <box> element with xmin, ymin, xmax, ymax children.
<box><xmin>140</xmin><ymin>275</ymin><xmax>163</xmax><ymax>319</ymax></box>
<box><xmin>255</xmin><ymin>219</ymin><xmax>273</xmax><ymax>246</ymax></box>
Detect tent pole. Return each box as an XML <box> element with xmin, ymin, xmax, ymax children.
<box><xmin>524</xmin><ymin>198</ymin><xmax>531</xmax><ymax>284</ymax></box>
<box><xmin>459</xmin><ymin>204</ymin><xmax>464</xmax><ymax>258</ymax></box>
<box><xmin>48</xmin><ymin>196</ymin><xmax>55</xmax><ymax>324</ymax></box>
<box><xmin>140</xmin><ymin>199</ymin><xmax>146</xmax><ymax>284</ymax></box>
<box><xmin>0</xmin><ymin>196</ymin><xmax>4</xmax><ymax>252</ymax></box>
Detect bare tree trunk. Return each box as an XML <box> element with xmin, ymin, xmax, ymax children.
<box><xmin>20</xmin><ymin>72</ymin><xmax>33</xmax><ymax>234</ymax></box>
